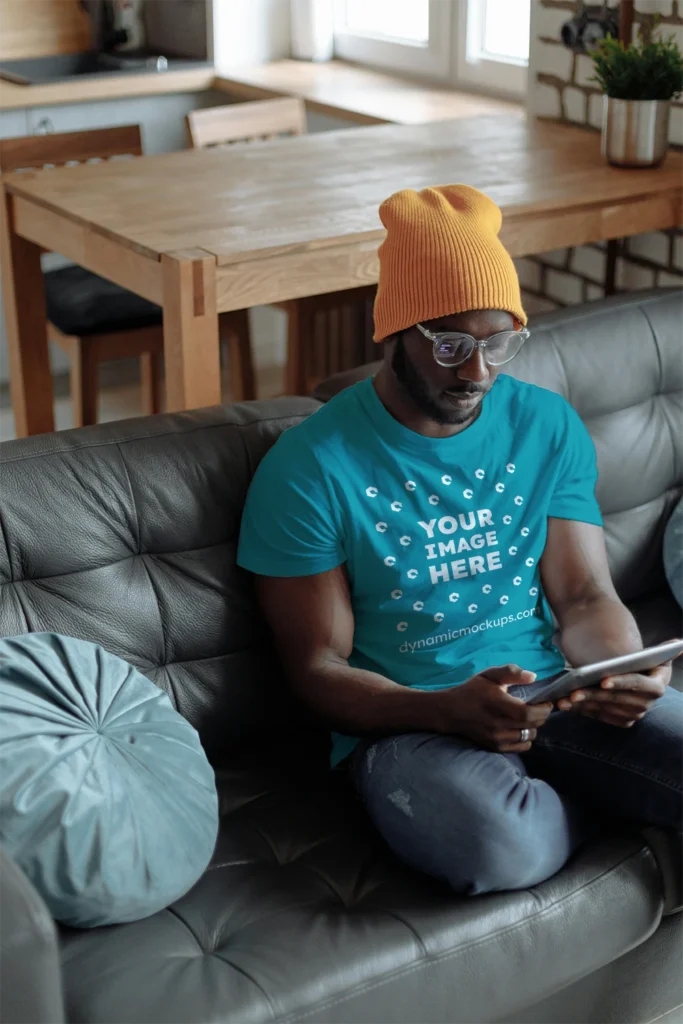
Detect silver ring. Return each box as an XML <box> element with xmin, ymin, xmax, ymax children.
<box><xmin>520</xmin><ymin>728</ymin><xmax>531</xmax><ymax>743</ymax></box>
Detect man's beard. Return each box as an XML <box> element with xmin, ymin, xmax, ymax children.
<box><xmin>391</xmin><ymin>335</ymin><xmax>487</xmax><ymax>426</ymax></box>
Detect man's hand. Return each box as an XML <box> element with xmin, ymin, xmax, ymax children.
<box><xmin>557</xmin><ymin>663</ymin><xmax>672</xmax><ymax>727</ymax></box>
<box><xmin>434</xmin><ymin>664</ymin><xmax>553</xmax><ymax>753</ymax></box>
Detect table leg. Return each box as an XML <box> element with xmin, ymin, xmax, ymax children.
<box><xmin>161</xmin><ymin>250</ymin><xmax>221</xmax><ymax>412</ymax></box>
<box><xmin>0</xmin><ymin>187</ymin><xmax>54</xmax><ymax>437</ymax></box>
<box><xmin>605</xmin><ymin>239</ymin><xmax>620</xmax><ymax>296</ymax></box>
<box><xmin>284</xmin><ymin>297</ymin><xmax>314</xmax><ymax>396</ymax></box>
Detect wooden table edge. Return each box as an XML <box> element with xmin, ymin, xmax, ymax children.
<box><xmin>5</xmin><ymin>178</ymin><xmax>161</xmax><ymax>264</ymax></box>
<box><xmin>7</xmin><ymin>189</ymin><xmax>164</xmax><ymax>304</ymax></box>
<box><xmin>213</xmin><ymin>186</ymin><xmax>683</xmax><ymax>311</ymax></box>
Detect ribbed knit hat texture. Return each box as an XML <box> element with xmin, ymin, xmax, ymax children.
<box><xmin>373</xmin><ymin>184</ymin><xmax>526</xmax><ymax>341</ymax></box>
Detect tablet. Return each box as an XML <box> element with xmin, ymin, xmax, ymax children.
<box><xmin>526</xmin><ymin>638</ymin><xmax>683</xmax><ymax>705</ymax></box>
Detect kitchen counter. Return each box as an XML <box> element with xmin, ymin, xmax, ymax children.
<box><xmin>212</xmin><ymin>59</ymin><xmax>521</xmax><ymax>126</ymax></box>
<box><xmin>0</xmin><ymin>65</ymin><xmax>216</xmax><ymax>110</ymax></box>
<box><xmin>0</xmin><ymin>59</ymin><xmax>519</xmax><ymax>125</ymax></box>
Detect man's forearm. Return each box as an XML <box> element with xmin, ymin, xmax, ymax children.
<box><xmin>295</xmin><ymin>659</ymin><xmax>444</xmax><ymax>736</ymax></box>
<box><xmin>559</xmin><ymin>594</ymin><xmax>642</xmax><ymax>667</ymax></box>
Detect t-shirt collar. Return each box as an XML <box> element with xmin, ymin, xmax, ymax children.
<box><xmin>354</xmin><ymin>375</ymin><xmax>497</xmax><ymax>455</ymax></box>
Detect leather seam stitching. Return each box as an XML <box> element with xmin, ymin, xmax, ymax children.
<box><xmin>645</xmin><ymin>1001</ymin><xmax>683</xmax><ymax>1024</ymax></box>
<box><xmin>0</xmin><ymin>506</ymin><xmax>13</xmax><ymax>583</ymax></box>
<box><xmin>2</xmin><ymin>580</ymin><xmax>31</xmax><ymax>632</ymax></box>
<box><xmin>115</xmin><ymin>442</ymin><xmax>141</xmax><ymax>556</ymax></box>
<box><xmin>164</xmin><ymin>905</ymin><xmax>205</xmax><ymax>952</ymax></box>
<box><xmin>275</xmin><ymin>848</ymin><xmax>656</xmax><ymax>1023</ymax></box>
<box><xmin>210</xmin><ymin>951</ymin><xmax>278</xmax><ymax>1018</ymax></box>
<box><xmin>640</xmin><ymin>303</ymin><xmax>677</xmax><ymax>480</ymax></box>
<box><xmin>136</xmin><ymin>554</ymin><xmax>170</xmax><ymax>675</ymax></box>
<box><xmin>528</xmin><ymin>291</ymin><xmax>677</xmax><ymax>331</ymax></box>
<box><xmin>0</xmin><ymin>411</ymin><xmax>316</xmax><ymax>465</ymax></box>
<box><xmin>638</xmin><ymin>303</ymin><xmax>664</xmax><ymax>389</ymax></box>
<box><xmin>377</xmin><ymin>906</ymin><xmax>428</xmax><ymax>959</ymax></box>
<box><xmin>0</xmin><ymin>542</ymin><xmax>234</xmax><ymax>587</ymax></box>
<box><xmin>602</xmin><ymin>482</ymin><xmax>680</xmax><ymax>521</ymax></box>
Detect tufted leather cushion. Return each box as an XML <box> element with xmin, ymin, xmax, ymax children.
<box><xmin>45</xmin><ymin>266</ymin><xmax>161</xmax><ymax>337</ymax></box>
<box><xmin>57</xmin><ymin>766</ymin><xmax>665</xmax><ymax>1024</ymax></box>
<box><xmin>0</xmin><ymin>400</ymin><xmax>324</xmax><ymax>767</ymax></box>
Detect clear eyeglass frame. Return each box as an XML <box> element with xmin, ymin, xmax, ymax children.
<box><xmin>416</xmin><ymin>322</ymin><xmax>530</xmax><ymax>368</ymax></box>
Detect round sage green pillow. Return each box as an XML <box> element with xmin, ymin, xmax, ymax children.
<box><xmin>664</xmin><ymin>497</ymin><xmax>683</xmax><ymax>609</ymax></box>
<box><xmin>0</xmin><ymin>633</ymin><xmax>219</xmax><ymax>928</ymax></box>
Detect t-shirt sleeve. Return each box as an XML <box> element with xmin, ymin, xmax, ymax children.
<box><xmin>237</xmin><ymin>431</ymin><xmax>345</xmax><ymax>577</ymax></box>
<box><xmin>548</xmin><ymin>401</ymin><xmax>603</xmax><ymax>526</ymax></box>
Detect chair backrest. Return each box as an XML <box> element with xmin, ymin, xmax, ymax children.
<box><xmin>0</xmin><ymin>125</ymin><xmax>142</xmax><ymax>174</ymax></box>
<box><xmin>186</xmin><ymin>98</ymin><xmax>307</xmax><ymax>149</ymax></box>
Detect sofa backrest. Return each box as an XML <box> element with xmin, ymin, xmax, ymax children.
<box><xmin>505</xmin><ymin>290</ymin><xmax>681</xmax><ymax>602</ymax></box>
<box><xmin>0</xmin><ymin>292</ymin><xmax>680</xmax><ymax>761</ymax></box>
<box><xmin>0</xmin><ymin>400</ymin><xmax>322</xmax><ymax>765</ymax></box>
<box><xmin>315</xmin><ymin>290</ymin><xmax>683</xmax><ymax>604</ymax></box>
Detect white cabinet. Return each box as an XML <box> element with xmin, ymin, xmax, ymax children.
<box><xmin>27</xmin><ymin>89</ymin><xmax>226</xmax><ymax>154</ymax></box>
<box><xmin>0</xmin><ymin>108</ymin><xmax>31</xmax><ymax>139</ymax></box>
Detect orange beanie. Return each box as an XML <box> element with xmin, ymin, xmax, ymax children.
<box><xmin>373</xmin><ymin>184</ymin><xmax>526</xmax><ymax>341</ymax></box>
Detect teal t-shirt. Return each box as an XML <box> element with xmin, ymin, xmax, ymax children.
<box><xmin>237</xmin><ymin>375</ymin><xmax>603</xmax><ymax>765</ymax></box>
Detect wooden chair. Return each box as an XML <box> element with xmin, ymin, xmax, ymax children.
<box><xmin>0</xmin><ymin>126</ymin><xmax>256</xmax><ymax>422</ymax></box>
<box><xmin>0</xmin><ymin>126</ymin><xmax>164</xmax><ymax>426</ymax></box>
<box><xmin>186</xmin><ymin>96</ymin><xmax>308</xmax><ymax>148</ymax></box>
<box><xmin>186</xmin><ymin>99</ymin><xmax>377</xmax><ymax>395</ymax></box>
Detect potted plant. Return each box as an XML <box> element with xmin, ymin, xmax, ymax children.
<box><xmin>591</xmin><ymin>18</ymin><xmax>683</xmax><ymax>167</ymax></box>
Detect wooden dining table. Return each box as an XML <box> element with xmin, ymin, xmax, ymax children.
<box><xmin>2</xmin><ymin>112</ymin><xmax>681</xmax><ymax>436</ymax></box>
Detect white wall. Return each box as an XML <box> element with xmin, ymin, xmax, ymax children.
<box><xmin>212</xmin><ymin>0</ymin><xmax>291</xmax><ymax>70</ymax></box>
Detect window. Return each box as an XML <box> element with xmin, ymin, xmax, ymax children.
<box><xmin>458</xmin><ymin>0</ymin><xmax>530</xmax><ymax>94</ymax></box>
<box><xmin>342</xmin><ymin>0</ymin><xmax>429</xmax><ymax>44</ymax></box>
<box><xmin>333</xmin><ymin>0</ymin><xmax>530</xmax><ymax>97</ymax></box>
<box><xmin>334</xmin><ymin>0</ymin><xmax>452</xmax><ymax>80</ymax></box>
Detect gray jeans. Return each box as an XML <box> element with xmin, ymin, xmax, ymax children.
<box><xmin>350</xmin><ymin>683</ymin><xmax>683</xmax><ymax>895</ymax></box>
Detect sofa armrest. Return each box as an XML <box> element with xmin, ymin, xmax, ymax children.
<box><xmin>641</xmin><ymin>827</ymin><xmax>683</xmax><ymax>916</ymax></box>
<box><xmin>0</xmin><ymin>846</ymin><xmax>65</xmax><ymax>1024</ymax></box>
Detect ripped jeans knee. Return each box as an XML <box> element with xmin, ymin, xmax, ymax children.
<box><xmin>350</xmin><ymin>731</ymin><xmax>586</xmax><ymax>895</ymax></box>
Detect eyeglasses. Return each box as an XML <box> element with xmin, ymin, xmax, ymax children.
<box><xmin>416</xmin><ymin>322</ymin><xmax>530</xmax><ymax>368</ymax></box>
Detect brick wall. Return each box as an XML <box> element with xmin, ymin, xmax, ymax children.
<box><xmin>519</xmin><ymin>0</ymin><xmax>683</xmax><ymax>313</ymax></box>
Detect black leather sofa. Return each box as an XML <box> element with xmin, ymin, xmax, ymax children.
<box><xmin>0</xmin><ymin>290</ymin><xmax>681</xmax><ymax>1024</ymax></box>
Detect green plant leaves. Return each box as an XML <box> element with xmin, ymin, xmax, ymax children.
<box><xmin>590</xmin><ymin>34</ymin><xmax>683</xmax><ymax>100</ymax></box>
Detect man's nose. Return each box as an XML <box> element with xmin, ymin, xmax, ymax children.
<box><xmin>456</xmin><ymin>347</ymin><xmax>489</xmax><ymax>383</ymax></box>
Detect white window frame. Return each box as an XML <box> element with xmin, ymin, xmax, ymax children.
<box><xmin>332</xmin><ymin>0</ymin><xmax>529</xmax><ymax>99</ymax></box>
<box><xmin>455</xmin><ymin>0</ymin><xmax>528</xmax><ymax>98</ymax></box>
<box><xmin>333</xmin><ymin>0</ymin><xmax>452</xmax><ymax>82</ymax></box>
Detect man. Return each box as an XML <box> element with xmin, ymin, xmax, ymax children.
<box><xmin>238</xmin><ymin>184</ymin><xmax>682</xmax><ymax>894</ymax></box>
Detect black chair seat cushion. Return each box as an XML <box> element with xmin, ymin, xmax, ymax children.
<box><xmin>58</xmin><ymin>762</ymin><xmax>664</xmax><ymax>1024</ymax></box>
<box><xmin>45</xmin><ymin>266</ymin><xmax>161</xmax><ymax>338</ymax></box>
